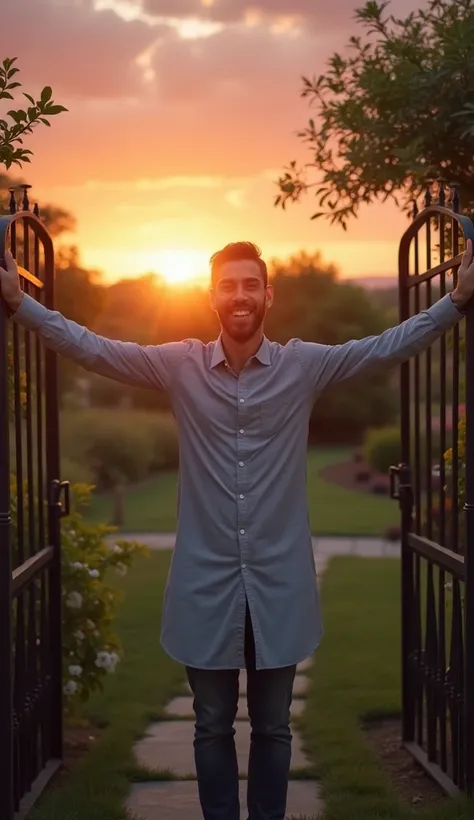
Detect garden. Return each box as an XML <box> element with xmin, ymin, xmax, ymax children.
<box><xmin>58</xmin><ymin>406</ymin><xmax>403</xmax><ymax>538</ymax></box>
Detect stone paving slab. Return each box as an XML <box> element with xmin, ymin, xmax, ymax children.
<box><xmin>164</xmin><ymin>695</ymin><xmax>306</xmax><ymax>721</ymax></box>
<box><xmin>185</xmin><ymin>670</ymin><xmax>309</xmax><ymax>698</ymax></box>
<box><xmin>127</xmin><ymin>778</ymin><xmax>324</xmax><ymax>820</ymax></box>
<box><xmin>132</xmin><ymin>720</ymin><xmax>310</xmax><ymax>776</ymax></box>
<box><xmin>297</xmin><ymin>656</ymin><xmax>312</xmax><ymax>672</ymax></box>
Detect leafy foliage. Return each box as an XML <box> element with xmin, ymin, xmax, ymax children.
<box><xmin>60</xmin><ymin>484</ymin><xmax>148</xmax><ymax>706</ymax></box>
<box><xmin>0</xmin><ymin>57</ymin><xmax>67</xmax><ymax>169</ymax></box>
<box><xmin>9</xmin><ymin>475</ymin><xmax>148</xmax><ymax>708</ymax></box>
<box><xmin>275</xmin><ymin>0</ymin><xmax>474</xmax><ymax>227</ymax></box>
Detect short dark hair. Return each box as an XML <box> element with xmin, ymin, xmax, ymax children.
<box><xmin>209</xmin><ymin>241</ymin><xmax>268</xmax><ymax>287</ymax></box>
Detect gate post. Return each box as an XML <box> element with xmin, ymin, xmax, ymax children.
<box><xmin>463</xmin><ymin>294</ymin><xmax>474</xmax><ymax>794</ymax></box>
<box><xmin>0</xmin><ymin>295</ymin><xmax>13</xmax><ymax>818</ymax></box>
<box><xmin>43</xmin><ymin>240</ymin><xmax>64</xmax><ymax>761</ymax></box>
<box><xmin>398</xmin><ymin>231</ymin><xmax>415</xmax><ymax>745</ymax></box>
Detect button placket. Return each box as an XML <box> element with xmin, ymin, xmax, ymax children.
<box><xmin>236</xmin><ymin>372</ymin><xmax>249</xmax><ymax>569</ymax></box>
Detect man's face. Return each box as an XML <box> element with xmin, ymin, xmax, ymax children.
<box><xmin>210</xmin><ymin>259</ymin><xmax>273</xmax><ymax>342</ymax></box>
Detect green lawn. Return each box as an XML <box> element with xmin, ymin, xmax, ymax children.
<box><xmin>31</xmin><ymin>551</ymin><xmax>185</xmax><ymax>820</ymax></box>
<box><xmin>303</xmin><ymin>556</ymin><xmax>474</xmax><ymax>820</ymax></box>
<box><xmin>85</xmin><ymin>447</ymin><xmax>399</xmax><ymax>537</ymax></box>
<box><xmin>31</xmin><ymin>552</ymin><xmax>474</xmax><ymax>820</ymax></box>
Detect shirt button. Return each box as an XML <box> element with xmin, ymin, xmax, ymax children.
<box><xmin>242</xmin><ymin>564</ymin><xmax>247</xmax><ymax>569</ymax></box>
<box><xmin>240</xmin><ymin>528</ymin><xmax>245</xmax><ymax>534</ymax></box>
<box><xmin>239</xmin><ymin>494</ymin><xmax>244</xmax><ymax>499</ymax></box>
<box><xmin>239</xmin><ymin>398</ymin><xmax>245</xmax><ymax>404</ymax></box>
<box><xmin>239</xmin><ymin>461</ymin><xmax>244</xmax><ymax>467</ymax></box>
<box><xmin>239</xmin><ymin>429</ymin><xmax>244</xmax><ymax>434</ymax></box>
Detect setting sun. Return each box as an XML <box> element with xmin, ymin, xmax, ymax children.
<box><xmin>153</xmin><ymin>249</ymin><xmax>211</xmax><ymax>285</ymax></box>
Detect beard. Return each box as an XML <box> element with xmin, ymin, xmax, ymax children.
<box><xmin>217</xmin><ymin>301</ymin><xmax>266</xmax><ymax>342</ymax></box>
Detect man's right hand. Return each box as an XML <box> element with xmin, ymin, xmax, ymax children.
<box><xmin>0</xmin><ymin>249</ymin><xmax>23</xmax><ymax>312</ymax></box>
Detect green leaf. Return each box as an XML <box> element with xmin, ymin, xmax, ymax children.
<box><xmin>43</xmin><ymin>104</ymin><xmax>68</xmax><ymax>115</ymax></box>
<box><xmin>23</xmin><ymin>93</ymin><xmax>35</xmax><ymax>105</ymax></box>
<box><xmin>39</xmin><ymin>118</ymin><xmax>51</xmax><ymax>126</ymax></box>
<box><xmin>40</xmin><ymin>85</ymin><xmax>52</xmax><ymax>103</ymax></box>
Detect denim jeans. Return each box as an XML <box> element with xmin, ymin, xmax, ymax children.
<box><xmin>186</xmin><ymin>602</ymin><xmax>297</xmax><ymax>820</ymax></box>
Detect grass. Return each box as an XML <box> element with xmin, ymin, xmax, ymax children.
<box><xmin>30</xmin><ymin>552</ymin><xmax>474</xmax><ymax>820</ymax></box>
<box><xmin>85</xmin><ymin>446</ymin><xmax>399</xmax><ymax>537</ymax></box>
<box><xmin>31</xmin><ymin>550</ymin><xmax>184</xmax><ymax>820</ymax></box>
<box><xmin>302</xmin><ymin>556</ymin><xmax>474</xmax><ymax>819</ymax></box>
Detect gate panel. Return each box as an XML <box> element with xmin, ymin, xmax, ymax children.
<box><xmin>393</xmin><ymin>186</ymin><xmax>474</xmax><ymax>795</ymax></box>
<box><xmin>0</xmin><ymin>188</ymin><xmax>67</xmax><ymax>819</ymax></box>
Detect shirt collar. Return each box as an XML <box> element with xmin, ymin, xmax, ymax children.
<box><xmin>210</xmin><ymin>335</ymin><xmax>271</xmax><ymax>369</ymax></box>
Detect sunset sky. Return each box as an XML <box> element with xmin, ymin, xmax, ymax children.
<box><xmin>4</xmin><ymin>0</ymin><xmax>422</xmax><ymax>285</ymax></box>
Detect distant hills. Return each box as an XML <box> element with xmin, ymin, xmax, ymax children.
<box><xmin>346</xmin><ymin>275</ymin><xmax>397</xmax><ymax>290</ymax></box>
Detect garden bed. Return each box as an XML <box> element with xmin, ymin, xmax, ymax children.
<box><xmin>365</xmin><ymin>717</ymin><xmax>446</xmax><ymax>810</ymax></box>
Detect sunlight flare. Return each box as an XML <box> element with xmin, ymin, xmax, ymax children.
<box><xmin>153</xmin><ymin>249</ymin><xmax>211</xmax><ymax>285</ymax></box>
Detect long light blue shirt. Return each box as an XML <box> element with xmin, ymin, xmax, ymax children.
<box><xmin>14</xmin><ymin>292</ymin><xmax>463</xmax><ymax>669</ymax></box>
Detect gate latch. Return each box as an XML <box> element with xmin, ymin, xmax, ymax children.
<box><xmin>50</xmin><ymin>478</ymin><xmax>71</xmax><ymax>518</ymax></box>
<box><xmin>389</xmin><ymin>463</ymin><xmax>413</xmax><ymax>514</ymax></box>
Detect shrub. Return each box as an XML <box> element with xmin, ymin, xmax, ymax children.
<box><xmin>60</xmin><ymin>408</ymin><xmax>179</xmax><ymax>490</ymax></box>
<box><xmin>364</xmin><ymin>426</ymin><xmax>400</xmax><ymax>474</ymax></box>
<box><xmin>60</xmin><ymin>483</ymin><xmax>148</xmax><ymax>706</ymax></box>
<box><xmin>60</xmin><ymin>455</ymin><xmax>95</xmax><ymax>487</ymax></box>
<box><xmin>10</xmin><ymin>476</ymin><xmax>148</xmax><ymax>708</ymax></box>
<box><xmin>364</xmin><ymin>424</ymin><xmax>442</xmax><ymax>477</ymax></box>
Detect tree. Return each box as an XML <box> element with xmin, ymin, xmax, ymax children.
<box><xmin>1</xmin><ymin>57</ymin><xmax>73</xmax><ymax>233</ymax></box>
<box><xmin>1</xmin><ymin>57</ymin><xmax>67</xmax><ymax>169</ymax></box>
<box><xmin>275</xmin><ymin>0</ymin><xmax>474</xmax><ymax>228</ymax></box>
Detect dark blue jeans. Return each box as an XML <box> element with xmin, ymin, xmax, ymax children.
<box><xmin>186</xmin><ymin>603</ymin><xmax>297</xmax><ymax>820</ymax></box>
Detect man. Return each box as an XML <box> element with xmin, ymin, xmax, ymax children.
<box><xmin>1</xmin><ymin>239</ymin><xmax>474</xmax><ymax>820</ymax></box>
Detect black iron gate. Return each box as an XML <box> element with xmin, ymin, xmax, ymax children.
<box><xmin>390</xmin><ymin>186</ymin><xmax>474</xmax><ymax>795</ymax></box>
<box><xmin>0</xmin><ymin>187</ymin><xmax>68</xmax><ymax>819</ymax></box>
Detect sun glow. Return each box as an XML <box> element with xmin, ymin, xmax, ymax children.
<box><xmin>153</xmin><ymin>249</ymin><xmax>210</xmax><ymax>285</ymax></box>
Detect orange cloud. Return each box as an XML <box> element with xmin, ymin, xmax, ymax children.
<box><xmin>3</xmin><ymin>0</ymin><xmax>418</xmax><ymax>283</ymax></box>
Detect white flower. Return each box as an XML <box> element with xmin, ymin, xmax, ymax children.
<box><xmin>68</xmin><ymin>664</ymin><xmax>83</xmax><ymax>677</ymax></box>
<box><xmin>71</xmin><ymin>561</ymin><xmax>84</xmax><ymax>570</ymax></box>
<box><xmin>74</xmin><ymin>630</ymin><xmax>85</xmax><ymax>642</ymax></box>
<box><xmin>112</xmin><ymin>544</ymin><xmax>123</xmax><ymax>554</ymax></box>
<box><xmin>115</xmin><ymin>562</ymin><xmax>127</xmax><ymax>577</ymax></box>
<box><xmin>63</xmin><ymin>680</ymin><xmax>78</xmax><ymax>696</ymax></box>
<box><xmin>95</xmin><ymin>650</ymin><xmax>120</xmax><ymax>673</ymax></box>
<box><xmin>89</xmin><ymin>569</ymin><xmax>100</xmax><ymax>578</ymax></box>
<box><xmin>86</xmin><ymin>619</ymin><xmax>95</xmax><ymax>629</ymax></box>
<box><xmin>66</xmin><ymin>591</ymin><xmax>83</xmax><ymax>609</ymax></box>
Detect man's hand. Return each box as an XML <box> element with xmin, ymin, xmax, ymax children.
<box><xmin>0</xmin><ymin>249</ymin><xmax>23</xmax><ymax>312</ymax></box>
<box><xmin>452</xmin><ymin>238</ymin><xmax>474</xmax><ymax>310</ymax></box>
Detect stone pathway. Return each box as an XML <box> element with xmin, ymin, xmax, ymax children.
<box><xmin>123</xmin><ymin>537</ymin><xmax>400</xmax><ymax>818</ymax></box>
<box><xmin>110</xmin><ymin>532</ymin><xmax>400</xmax><ymax>559</ymax></box>
<box><xmin>126</xmin><ymin>554</ymin><xmax>328</xmax><ymax>820</ymax></box>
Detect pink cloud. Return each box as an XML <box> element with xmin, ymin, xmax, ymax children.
<box><xmin>2</xmin><ymin>0</ymin><xmax>158</xmax><ymax>98</ymax></box>
<box><xmin>143</xmin><ymin>0</ymin><xmax>423</xmax><ymax>26</ymax></box>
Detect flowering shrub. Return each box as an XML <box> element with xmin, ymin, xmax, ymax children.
<box><xmin>9</xmin><ymin>475</ymin><xmax>148</xmax><ymax>709</ymax></box>
<box><xmin>60</xmin><ymin>483</ymin><xmax>149</xmax><ymax>707</ymax></box>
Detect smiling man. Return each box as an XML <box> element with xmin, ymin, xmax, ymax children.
<box><xmin>1</xmin><ymin>239</ymin><xmax>474</xmax><ymax>820</ymax></box>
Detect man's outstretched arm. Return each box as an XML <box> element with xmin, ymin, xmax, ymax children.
<box><xmin>295</xmin><ymin>239</ymin><xmax>474</xmax><ymax>392</ymax></box>
<box><xmin>0</xmin><ymin>250</ymin><xmax>187</xmax><ymax>391</ymax></box>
